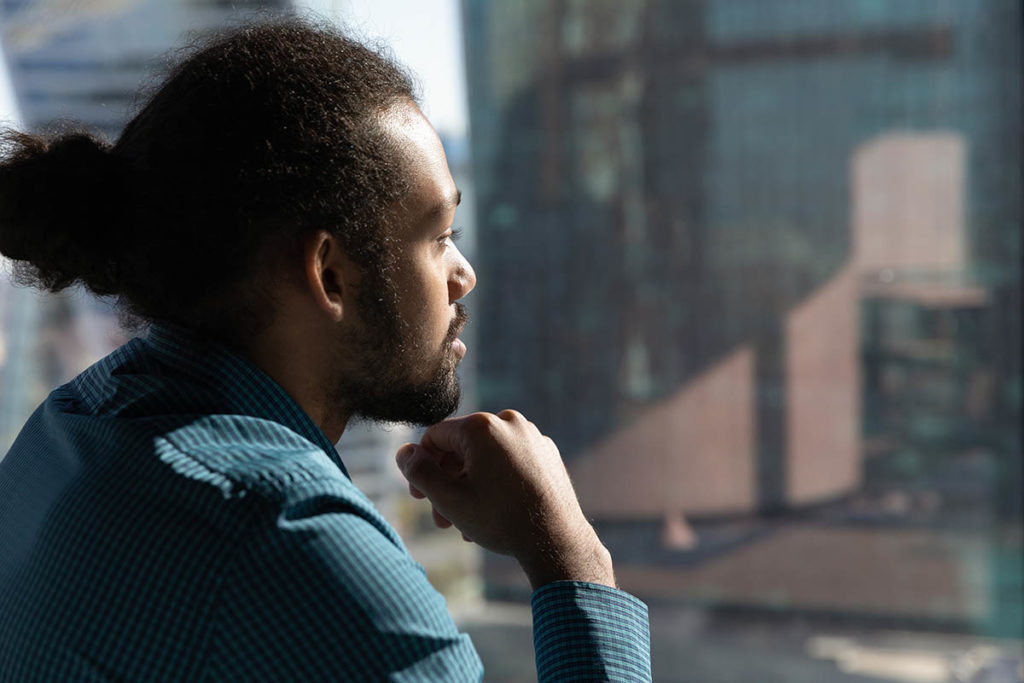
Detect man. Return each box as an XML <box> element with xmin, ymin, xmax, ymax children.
<box><xmin>0</xmin><ymin>18</ymin><xmax>650</xmax><ymax>681</ymax></box>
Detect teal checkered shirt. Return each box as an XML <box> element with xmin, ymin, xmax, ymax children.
<box><xmin>0</xmin><ymin>323</ymin><xmax>650</xmax><ymax>681</ymax></box>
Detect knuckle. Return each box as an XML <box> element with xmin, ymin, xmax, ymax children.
<box><xmin>497</xmin><ymin>408</ymin><xmax>524</xmax><ymax>423</ymax></box>
<box><xmin>465</xmin><ymin>412</ymin><xmax>496</xmax><ymax>433</ymax></box>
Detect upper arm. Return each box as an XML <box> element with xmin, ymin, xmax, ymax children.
<box><xmin>206</xmin><ymin>496</ymin><xmax>482</xmax><ymax>682</ymax></box>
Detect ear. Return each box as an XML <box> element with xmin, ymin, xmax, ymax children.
<box><xmin>303</xmin><ymin>230</ymin><xmax>355</xmax><ymax>323</ymax></box>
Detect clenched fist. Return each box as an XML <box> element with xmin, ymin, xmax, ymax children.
<box><xmin>396</xmin><ymin>410</ymin><xmax>615</xmax><ymax>590</ymax></box>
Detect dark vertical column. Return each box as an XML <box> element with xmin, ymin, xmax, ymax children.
<box><xmin>996</xmin><ymin>0</ymin><xmax>1024</xmax><ymax>523</ymax></box>
<box><xmin>753</xmin><ymin>314</ymin><xmax>789</xmax><ymax>514</ymax></box>
<box><xmin>639</xmin><ymin>0</ymin><xmax>710</xmax><ymax>396</ymax></box>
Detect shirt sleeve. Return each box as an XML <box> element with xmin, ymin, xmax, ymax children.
<box><xmin>531</xmin><ymin>581</ymin><xmax>652</xmax><ymax>682</ymax></box>
<box><xmin>207</xmin><ymin>493</ymin><xmax>483</xmax><ymax>682</ymax></box>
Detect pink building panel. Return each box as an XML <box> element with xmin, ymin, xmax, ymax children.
<box><xmin>571</xmin><ymin>345</ymin><xmax>757</xmax><ymax>518</ymax></box>
<box><xmin>852</xmin><ymin>132</ymin><xmax>966</xmax><ymax>272</ymax></box>
<box><xmin>786</xmin><ymin>261</ymin><xmax>861</xmax><ymax>505</ymax></box>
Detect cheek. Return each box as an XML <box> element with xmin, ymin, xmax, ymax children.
<box><xmin>395</xmin><ymin>256</ymin><xmax>450</xmax><ymax>336</ymax></box>
<box><xmin>417</xmin><ymin>252</ymin><xmax>452</xmax><ymax>305</ymax></box>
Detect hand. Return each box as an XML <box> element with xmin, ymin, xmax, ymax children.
<box><xmin>395</xmin><ymin>410</ymin><xmax>615</xmax><ymax>590</ymax></box>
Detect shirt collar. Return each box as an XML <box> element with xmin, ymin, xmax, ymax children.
<box><xmin>143</xmin><ymin>321</ymin><xmax>347</xmax><ymax>477</ymax></box>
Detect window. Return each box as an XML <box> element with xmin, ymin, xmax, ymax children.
<box><xmin>1</xmin><ymin>1</ymin><xmax>1020</xmax><ymax>680</ymax></box>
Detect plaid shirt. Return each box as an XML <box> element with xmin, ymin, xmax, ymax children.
<box><xmin>0</xmin><ymin>322</ymin><xmax>651</xmax><ymax>681</ymax></box>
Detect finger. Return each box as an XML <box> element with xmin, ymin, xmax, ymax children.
<box><xmin>396</xmin><ymin>444</ymin><xmax>450</xmax><ymax>500</ymax></box>
<box><xmin>396</xmin><ymin>443</ymin><xmax>416</xmax><ymax>465</ymax></box>
<box><xmin>421</xmin><ymin>415</ymin><xmax>475</xmax><ymax>455</ymax></box>
<box><xmin>435</xmin><ymin>450</ymin><xmax>464</xmax><ymax>476</ymax></box>
<box><xmin>403</xmin><ymin>440</ymin><xmax>459</xmax><ymax>475</ymax></box>
<box><xmin>432</xmin><ymin>507</ymin><xmax>452</xmax><ymax>529</ymax></box>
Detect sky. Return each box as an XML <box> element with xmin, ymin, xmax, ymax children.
<box><xmin>299</xmin><ymin>0</ymin><xmax>469</xmax><ymax>139</ymax></box>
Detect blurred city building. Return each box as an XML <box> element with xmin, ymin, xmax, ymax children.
<box><xmin>0</xmin><ymin>0</ymin><xmax>290</xmax><ymax>140</ymax></box>
<box><xmin>462</xmin><ymin>0</ymin><xmax>1021</xmax><ymax>638</ymax></box>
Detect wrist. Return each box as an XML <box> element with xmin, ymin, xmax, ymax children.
<box><xmin>518</xmin><ymin>524</ymin><xmax>616</xmax><ymax>591</ymax></box>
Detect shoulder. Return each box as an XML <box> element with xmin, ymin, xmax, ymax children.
<box><xmin>155</xmin><ymin>414</ymin><xmax>351</xmax><ymax>497</ymax></box>
<box><xmin>153</xmin><ymin>412</ymin><xmax>404</xmax><ymax>542</ymax></box>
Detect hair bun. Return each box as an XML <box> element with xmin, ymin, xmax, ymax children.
<box><xmin>46</xmin><ymin>133</ymin><xmax>118</xmax><ymax>181</ymax></box>
<box><xmin>0</xmin><ymin>130</ymin><xmax>128</xmax><ymax>294</ymax></box>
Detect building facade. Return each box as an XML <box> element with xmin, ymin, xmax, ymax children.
<box><xmin>462</xmin><ymin>0</ymin><xmax>1021</xmax><ymax>635</ymax></box>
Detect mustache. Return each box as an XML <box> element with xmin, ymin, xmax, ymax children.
<box><xmin>444</xmin><ymin>303</ymin><xmax>469</xmax><ymax>345</ymax></box>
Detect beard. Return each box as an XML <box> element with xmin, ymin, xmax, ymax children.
<box><xmin>331</xmin><ymin>268</ymin><xmax>468</xmax><ymax>427</ymax></box>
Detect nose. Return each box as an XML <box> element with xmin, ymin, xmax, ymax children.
<box><xmin>448</xmin><ymin>246</ymin><xmax>476</xmax><ymax>302</ymax></box>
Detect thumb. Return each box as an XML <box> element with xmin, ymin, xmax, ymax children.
<box><xmin>395</xmin><ymin>444</ymin><xmax>450</xmax><ymax>500</ymax></box>
<box><xmin>421</xmin><ymin>416</ymin><xmax>469</xmax><ymax>456</ymax></box>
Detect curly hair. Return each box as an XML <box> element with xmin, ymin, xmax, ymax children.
<box><xmin>0</xmin><ymin>16</ymin><xmax>417</xmax><ymax>348</ymax></box>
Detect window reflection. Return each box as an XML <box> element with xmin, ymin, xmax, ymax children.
<box><xmin>464</xmin><ymin>0</ymin><xmax>1021</xmax><ymax>677</ymax></box>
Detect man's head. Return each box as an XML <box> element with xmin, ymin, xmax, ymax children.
<box><xmin>0</xmin><ymin>18</ymin><xmax>476</xmax><ymax>427</ymax></box>
<box><xmin>296</xmin><ymin>101</ymin><xmax>476</xmax><ymax>427</ymax></box>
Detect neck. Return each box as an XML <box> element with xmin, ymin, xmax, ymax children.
<box><xmin>242</xmin><ymin>326</ymin><xmax>351</xmax><ymax>445</ymax></box>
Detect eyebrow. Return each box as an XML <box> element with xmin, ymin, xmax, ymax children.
<box><xmin>427</xmin><ymin>188</ymin><xmax>461</xmax><ymax>218</ymax></box>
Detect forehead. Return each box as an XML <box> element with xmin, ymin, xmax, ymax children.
<box><xmin>379</xmin><ymin>101</ymin><xmax>457</xmax><ymax>231</ymax></box>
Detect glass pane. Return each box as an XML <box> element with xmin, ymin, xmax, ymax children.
<box><xmin>2</xmin><ymin>1</ymin><xmax>1021</xmax><ymax>680</ymax></box>
<box><xmin>463</xmin><ymin>0</ymin><xmax>1022</xmax><ymax>678</ymax></box>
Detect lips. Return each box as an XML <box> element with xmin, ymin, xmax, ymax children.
<box><xmin>447</xmin><ymin>305</ymin><xmax>469</xmax><ymax>359</ymax></box>
<box><xmin>452</xmin><ymin>337</ymin><xmax>467</xmax><ymax>358</ymax></box>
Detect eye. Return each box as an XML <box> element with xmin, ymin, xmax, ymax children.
<box><xmin>438</xmin><ymin>227</ymin><xmax>464</xmax><ymax>247</ymax></box>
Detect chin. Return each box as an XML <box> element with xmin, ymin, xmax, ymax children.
<box><xmin>353</xmin><ymin>370</ymin><xmax>462</xmax><ymax>427</ymax></box>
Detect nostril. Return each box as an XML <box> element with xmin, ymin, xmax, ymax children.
<box><xmin>450</xmin><ymin>270</ymin><xmax>475</xmax><ymax>299</ymax></box>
